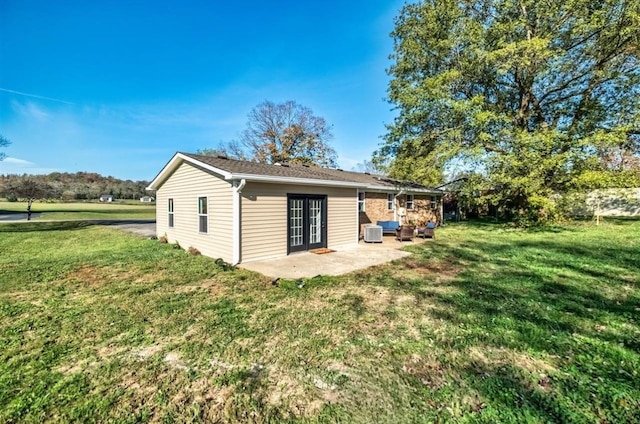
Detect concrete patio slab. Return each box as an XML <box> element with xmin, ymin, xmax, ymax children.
<box><xmin>238</xmin><ymin>237</ymin><xmax>430</xmax><ymax>278</ymax></box>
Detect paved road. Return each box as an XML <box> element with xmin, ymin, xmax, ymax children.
<box><xmin>0</xmin><ymin>213</ymin><xmax>42</xmax><ymax>221</ymax></box>
<box><xmin>0</xmin><ymin>216</ymin><xmax>156</xmax><ymax>238</ymax></box>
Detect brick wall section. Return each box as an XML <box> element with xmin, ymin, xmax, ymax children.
<box><xmin>359</xmin><ymin>192</ymin><xmax>393</xmax><ymax>235</ymax></box>
<box><xmin>405</xmin><ymin>195</ymin><xmax>440</xmax><ymax>225</ymax></box>
<box><xmin>359</xmin><ymin>192</ymin><xmax>441</xmax><ymax>236</ymax></box>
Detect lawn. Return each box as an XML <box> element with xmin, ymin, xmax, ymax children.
<box><xmin>0</xmin><ymin>201</ymin><xmax>155</xmax><ymax>221</ymax></box>
<box><xmin>0</xmin><ymin>220</ymin><xmax>638</xmax><ymax>423</ymax></box>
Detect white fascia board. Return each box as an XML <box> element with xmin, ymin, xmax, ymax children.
<box><xmin>147</xmin><ymin>153</ymin><xmax>232</xmax><ymax>190</ymax></box>
<box><xmin>363</xmin><ymin>185</ymin><xmax>444</xmax><ymax>195</ymax></box>
<box><xmin>228</xmin><ymin>173</ymin><xmax>364</xmax><ymax>188</ymax></box>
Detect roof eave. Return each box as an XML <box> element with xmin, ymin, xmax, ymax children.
<box><xmin>363</xmin><ymin>184</ymin><xmax>444</xmax><ymax>194</ymax></box>
<box><xmin>229</xmin><ymin>173</ymin><xmax>363</xmax><ymax>188</ymax></box>
<box><xmin>147</xmin><ymin>152</ymin><xmax>232</xmax><ymax>190</ymax></box>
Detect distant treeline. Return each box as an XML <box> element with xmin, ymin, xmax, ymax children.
<box><xmin>0</xmin><ymin>172</ymin><xmax>152</xmax><ymax>201</ymax></box>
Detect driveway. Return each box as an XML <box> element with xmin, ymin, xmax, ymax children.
<box><xmin>101</xmin><ymin>220</ymin><xmax>156</xmax><ymax>237</ymax></box>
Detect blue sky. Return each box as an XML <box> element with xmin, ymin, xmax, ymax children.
<box><xmin>0</xmin><ymin>0</ymin><xmax>404</xmax><ymax>181</ymax></box>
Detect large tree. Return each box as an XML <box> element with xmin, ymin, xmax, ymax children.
<box><xmin>376</xmin><ymin>0</ymin><xmax>640</xmax><ymax>221</ymax></box>
<box><xmin>0</xmin><ymin>134</ymin><xmax>10</xmax><ymax>161</ymax></box>
<box><xmin>2</xmin><ymin>179</ymin><xmax>53</xmax><ymax>220</ymax></box>
<box><xmin>202</xmin><ymin>100</ymin><xmax>338</xmax><ymax>167</ymax></box>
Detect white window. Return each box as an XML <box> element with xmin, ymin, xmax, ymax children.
<box><xmin>358</xmin><ymin>192</ymin><xmax>365</xmax><ymax>212</ymax></box>
<box><xmin>198</xmin><ymin>196</ymin><xmax>208</xmax><ymax>233</ymax></box>
<box><xmin>168</xmin><ymin>198</ymin><xmax>174</xmax><ymax>228</ymax></box>
<box><xmin>406</xmin><ymin>194</ymin><xmax>414</xmax><ymax>210</ymax></box>
<box><xmin>387</xmin><ymin>193</ymin><xmax>395</xmax><ymax>211</ymax></box>
<box><xmin>430</xmin><ymin>196</ymin><xmax>437</xmax><ymax>209</ymax></box>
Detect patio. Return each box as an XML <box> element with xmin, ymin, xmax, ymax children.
<box><xmin>238</xmin><ymin>236</ymin><xmax>430</xmax><ymax>278</ymax></box>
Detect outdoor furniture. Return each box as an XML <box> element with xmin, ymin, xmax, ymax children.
<box><xmin>395</xmin><ymin>225</ymin><xmax>415</xmax><ymax>241</ymax></box>
<box><xmin>416</xmin><ymin>221</ymin><xmax>436</xmax><ymax>239</ymax></box>
<box><xmin>376</xmin><ymin>220</ymin><xmax>400</xmax><ymax>235</ymax></box>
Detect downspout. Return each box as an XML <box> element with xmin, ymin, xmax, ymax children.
<box><xmin>356</xmin><ymin>188</ymin><xmax>361</xmax><ymax>243</ymax></box>
<box><xmin>232</xmin><ymin>179</ymin><xmax>246</xmax><ymax>265</ymax></box>
<box><xmin>394</xmin><ymin>189</ymin><xmax>405</xmax><ymax>223</ymax></box>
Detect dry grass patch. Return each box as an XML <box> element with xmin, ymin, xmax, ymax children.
<box><xmin>2</xmin><ymin>290</ymin><xmax>44</xmax><ymax>307</ymax></box>
<box><xmin>399</xmin><ymin>257</ymin><xmax>464</xmax><ymax>283</ymax></box>
<box><xmin>467</xmin><ymin>346</ymin><xmax>557</xmax><ymax>376</ymax></box>
<box><xmin>402</xmin><ymin>353</ymin><xmax>451</xmax><ymax>390</ymax></box>
<box><xmin>66</xmin><ymin>264</ymin><xmax>162</xmax><ymax>286</ymax></box>
<box><xmin>169</xmin><ymin>276</ymin><xmax>230</xmax><ymax>296</ymax></box>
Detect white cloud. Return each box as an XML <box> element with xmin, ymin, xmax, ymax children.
<box><xmin>0</xmin><ymin>157</ymin><xmax>59</xmax><ymax>175</ymax></box>
<box><xmin>11</xmin><ymin>100</ymin><xmax>50</xmax><ymax>121</ymax></box>
<box><xmin>3</xmin><ymin>157</ymin><xmax>34</xmax><ymax>166</ymax></box>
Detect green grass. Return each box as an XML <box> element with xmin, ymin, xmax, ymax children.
<box><xmin>0</xmin><ymin>220</ymin><xmax>638</xmax><ymax>423</ymax></box>
<box><xmin>0</xmin><ymin>201</ymin><xmax>155</xmax><ymax>221</ymax></box>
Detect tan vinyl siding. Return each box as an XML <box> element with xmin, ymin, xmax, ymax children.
<box><xmin>241</xmin><ymin>182</ymin><xmax>358</xmax><ymax>262</ymax></box>
<box><xmin>156</xmin><ymin>162</ymin><xmax>234</xmax><ymax>262</ymax></box>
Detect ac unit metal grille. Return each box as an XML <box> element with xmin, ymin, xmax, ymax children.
<box><xmin>364</xmin><ymin>225</ymin><xmax>383</xmax><ymax>243</ymax></box>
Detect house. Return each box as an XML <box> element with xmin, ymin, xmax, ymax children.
<box><xmin>140</xmin><ymin>196</ymin><xmax>155</xmax><ymax>203</ymax></box>
<box><xmin>99</xmin><ymin>194</ymin><xmax>114</xmax><ymax>202</ymax></box>
<box><xmin>586</xmin><ymin>188</ymin><xmax>640</xmax><ymax>217</ymax></box>
<box><xmin>147</xmin><ymin>152</ymin><xmax>444</xmax><ymax>264</ymax></box>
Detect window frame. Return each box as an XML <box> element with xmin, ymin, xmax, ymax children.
<box><xmin>197</xmin><ymin>196</ymin><xmax>208</xmax><ymax>234</ymax></box>
<box><xmin>387</xmin><ymin>193</ymin><xmax>395</xmax><ymax>211</ymax></box>
<box><xmin>406</xmin><ymin>194</ymin><xmax>414</xmax><ymax>210</ymax></box>
<box><xmin>430</xmin><ymin>196</ymin><xmax>437</xmax><ymax>210</ymax></box>
<box><xmin>358</xmin><ymin>192</ymin><xmax>366</xmax><ymax>212</ymax></box>
<box><xmin>168</xmin><ymin>198</ymin><xmax>174</xmax><ymax>228</ymax></box>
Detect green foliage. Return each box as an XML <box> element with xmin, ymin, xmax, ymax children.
<box><xmin>0</xmin><ymin>172</ymin><xmax>150</xmax><ymax>201</ymax></box>
<box><xmin>377</xmin><ymin>0</ymin><xmax>640</xmax><ymax>223</ymax></box>
<box><xmin>2</xmin><ymin>178</ymin><xmax>51</xmax><ymax>201</ymax></box>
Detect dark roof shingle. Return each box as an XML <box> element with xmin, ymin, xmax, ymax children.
<box><xmin>180</xmin><ymin>152</ymin><xmax>439</xmax><ymax>192</ymax></box>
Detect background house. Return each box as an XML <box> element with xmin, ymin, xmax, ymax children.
<box><xmin>148</xmin><ymin>153</ymin><xmax>444</xmax><ymax>264</ymax></box>
<box><xmin>99</xmin><ymin>194</ymin><xmax>114</xmax><ymax>202</ymax></box>
<box><xmin>586</xmin><ymin>188</ymin><xmax>640</xmax><ymax>217</ymax></box>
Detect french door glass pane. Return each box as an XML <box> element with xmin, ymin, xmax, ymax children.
<box><xmin>309</xmin><ymin>199</ymin><xmax>322</xmax><ymax>244</ymax></box>
<box><xmin>290</xmin><ymin>199</ymin><xmax>303</xmax><ymax>247</ymax></box>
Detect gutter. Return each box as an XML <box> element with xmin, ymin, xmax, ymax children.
<box><xmin>232</xmin><ymin>179</ymin><xmax>246</xmax><ymax>265</ymax></box>
<box><xmin>227</xmin><ymin>173</ymin><xmax>363</xmax><ymax>188</ymax></box>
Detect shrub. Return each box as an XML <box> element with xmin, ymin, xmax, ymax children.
<box><xmin>187</xmin><ymin>246</ymin><xmax>201</xmax><ymax>256</ymax></box>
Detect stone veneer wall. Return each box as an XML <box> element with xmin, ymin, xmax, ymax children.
<box><xmin>358</xmin><ymin>192</ymin><xmax>441</xmax><ymax>237</ymax></box>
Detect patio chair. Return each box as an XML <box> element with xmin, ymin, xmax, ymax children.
<box><xmin>395</xmin><ymin>225</ymin><xmax>415</xmax><ymax>241</ymax></box>
<box><xmin>416</xmin><ymin>221</ymin><xmax>436</xmax><ymax>239</ymax></box>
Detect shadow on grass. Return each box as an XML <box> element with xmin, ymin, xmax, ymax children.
<box><xmin>368</xmin><ymin>229</ymin><xmax>640</xmax><ymax>421</ymax></box>
<box><xmin>463</xmin><ymin>362</ymin><xmax>590</xmax><ymax>423</ymax></box>
<box><xmin>449</xmin><ymin>218</ymin><xmax>579</xmax><ymax>234</ymax></box>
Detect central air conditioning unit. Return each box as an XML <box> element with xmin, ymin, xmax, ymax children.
<box><xmin>364</xmin><ymin>225</ymin><xmax>383</xmax><ymax>243</ymax></box>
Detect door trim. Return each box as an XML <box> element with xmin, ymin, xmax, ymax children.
<box><xmin>287</xmin><ymin>194</ymin><xmax>327</xmax><ymax>254</ymax></box>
